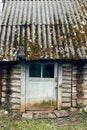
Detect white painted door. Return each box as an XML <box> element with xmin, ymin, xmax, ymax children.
<box><xmin>25</xmin><ymin>62</ymin><xmax>57</xmax><ymax>110</ymax></box>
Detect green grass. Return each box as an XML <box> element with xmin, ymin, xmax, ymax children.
<box><xmin>0</xmin><ymin>112</ymin><xmax>87</xmax><ymax>130</ymax></box>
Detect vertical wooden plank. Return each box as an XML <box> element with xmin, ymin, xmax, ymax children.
<box><xmin>57</xmin><ymin>63</ymin><xmax>62</xmax><ymax>110</ymax></box>
<box><xmin>54</xmin><ymin>62</ymin><xmax>58</xmax><ymax>109</ymax></box>
<box><xmin>20</xmin><ymin>60</ymin><xmax>26</xmax><ymax>112</ymax></box>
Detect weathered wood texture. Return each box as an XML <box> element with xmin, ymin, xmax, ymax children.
<box><xmin>62</xmin><ymin>64</ymin><xmax>72</xmax><ymax>108</ymax></box>
<box><xmin>1</xmin><ymin>61</ymin><xmax>87</xmax><ymax>111</ymax></box>
<box><xmin>72</xmin><ymin>65</ymin><xmax>78</xmax><ymax>107</ymax></box>
<box><xmin>72</xmin><ymin>63</ymin><xmax>87</xmax><ymax>107</ymax></box>
<box><xmin>80</xmin><ymin>63</ymin><xmax>87</xmax><ymax>107</ymax></box>
<box><xmin>1</xmin><ymin>62</ymin><xmax>21</xmax><ymax>110</ymax></box>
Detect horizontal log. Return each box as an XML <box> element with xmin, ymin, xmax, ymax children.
<box><xmin>62</xmin><ymin>76</ymin><xmax>71</xmax><ymax>80</ymax></box>
<box><xmin>83</xmin><ymin>100</ymin><xmax>87</xmax><ymax>105</ymax></box>
<box><xmin>73</xmin><ymin>73</ymin><xmax>87</xmax><ymax>76</ymax></box>
<box><xmin>62</xmin><ymin>98</ymin><xmax>71</xmax><ymax>103</ymax></box>
<box><xmin>11</xmin><ymin>93</ymin><xmax>21</xmax><ymax>98</ymax></box>
<box><xmin>63</xmin><ymin>69</ymin><xmax>71</xmax><ymax>72</ymax></box>
<box><xmin>1</xmin><ymin>97</ymin><xmax>5</xmax><ymax>102</ymax></box>
<box><xmin>72</xmin><ymin>100</ymin><xmax>77</xmax><ymax>107</ymax></box>
<box><xmin>72</xmin><ymin>66</ymin><xmax>77</xmax><ymax>69</ymax></box>
<box><xmin>2</xmin><ymin>86</ymin><xmax>21</xmax><ymax>93</ymax></box>
<box><xmin>2</xmin><ymin>80</ymin><xmax>21</xmax><ymax>86</ymax></box>
<box><xmin>72</xmin><ymin>87</ymin><xmax>77</xmax><ymax>93</ymax></box>
<box><xmin>72</xmin><ymin>75</ymin><xmax>87</xmax><ymax>80</ymax></box>
<box><xmin>72</xmin><ymin>71</ymin><xmax>77</xmax><ymax>75</ymax></box>
<box><xmin>2</xmin><ymin>92</ymin><xmax>20</xmax><ymax>98</ymax></box>
<box><xmin>77</xmin><ymin>99</ymin><xmax>83</xmax><ymax>104</ymax></box>
<box><xmin>62</xmin><ymin>88</ymin><xmax>71</xmax><ymax>93</ymax></box>
<box><xmin>83</xmin><ymin>90</ymin><xmax>87</xmax><ymax>93</ymax></box>
<box><xmin>72</xmin><ymin>80</ymin><xmax>77</xmax><ymax>85</ymax></box>
<box><xmin>72</xmin><ymin>66</ymin><xmax>87</xmax><ymax>69</ymax></box>
<box><xmin>83</xmin><ymin>94</ymin><xmax>87</xmax><ymax>98</ymax></box>
<box><xmin>10</xmin><ymin>98</ymin><xmax>20</xmax><ymax>104</ymax></box>
<box><xmin>72</xmin><ymin>94</ymin><xmax>77</xmax><ymax>100</ymax></box>
<box><xmin>63</xmin><ymin>67</ymin><xmax>71</xmax><ymax>70</ymax></box>
<box><xmin>1</xmin><ymin>97</ymin><xmax>11</xmax><ymax>102</ymax></box>
<box><xmin>62</xmin><ymin>93</ymin><xmax>71</xmax><ymax>97</ymax></box>
<box><xmin>2</xmin><ymin>74</ymin><xmax>21</xmax><ymax>79</ymax></box>
<box><xmin>72</xmin><ymin>77</ymin><xmax>77</xmax><ymax>81</ymax></box>
<box><xmin>63</xmin><ymin>63</ymin><xmax>72</xmax><ymax>67</ymax></box>
<box><xmin>2</xmin><ymin>79</ymin><xmax>21</xmax><ymax>83</ymax></box>
<box><xmin>83</xmin><ymin>80</ymin><xmax>87</xmax><ymax>83</ymax></box>
<box><xmin>62</xmin><ymin>103</ymin><xmax>71</xmax><ymax>108</ymax></box>
<box><xmin>62</xmin><ymin>84</ymin><xmax>71</xmax><ymax>88</ymax></box>
<box><xmin>2</xmin><ymin>70</ymin><xmax>21</xmax><ymax>75</ymax></box>
<box><xmin>71</xmin><ymin>84</ymin><xmax>76</xmax><ymax>87</ymax></box>
<box><xmin>72</xmin><ymin>76</ymin><xmax>87</xmax><ymax>81</ymax></box>
<box><xmin>72</xmin><ymin>72</ymin><xmax>87</xmax><ymax>75</ymax></box>
<box><xmin>83</xmin><ymin>84</ymin><xmax>87</xmax><ymax>89</ymax></box>
<box><xmin>83</xmin><ymin>95</ymin><xmax>87</xmax><ymax>98</ymax></box>
<box><xmin>1</xmin><ymin>97</ymin><xmax>20</xmax><ymax>104</ymax></box>
<box><xmin>72</xmin><ymin>67</ymin><xmax>87</xmax><ymax>71</ymax></box>
<box><xmin>71</xmin><ymin>81</ymin><xmax>87</xmax><ymax>85</ymax></box>
<box><xmin>62</xmin><ymin>80</ymin><xmax>71</xmax><ymax>84</ymax></box>
<box><xmin>63</xmin><ymin>72</ymin><xmax>71</xmax><ymax>76</ymax></box>
<box><xmin>2</xmin><ymin>84</ymin><xmax>21</xmax><ymax>88</ymax></box>
<box><xmin>12</xmin><ymin>104</ymin><xmax>20</xmax><ymax>110</ymax></box>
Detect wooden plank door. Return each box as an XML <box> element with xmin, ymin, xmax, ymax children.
<box><xmin>25</xmin><ymin>62</ymin><xmax>57</xmax><ymax>111</ymax></box>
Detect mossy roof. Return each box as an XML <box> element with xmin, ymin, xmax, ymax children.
<box><xmin>0</xmin><ymin>0</ymin><xmax>87</xmax><ymax>61</ymax></box>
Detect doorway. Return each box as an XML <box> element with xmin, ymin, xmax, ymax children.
<box><xmin>25</xmin><ymin>62</ymin><xmax>58</xmax><ymax>110</ymax></box>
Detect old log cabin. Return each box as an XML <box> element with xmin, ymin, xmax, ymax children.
<box><xmin>0</xmin><ymin>0</ymin><xmax>87</xmax><ymax>112</ymax></box>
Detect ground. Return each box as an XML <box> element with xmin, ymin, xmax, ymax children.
<box><xmin>0</xmin><ymin>108</ymin><xmax>87</xmax><ymax>130</ymax></box>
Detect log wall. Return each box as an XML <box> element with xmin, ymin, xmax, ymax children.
<box><xmin>72</xmin><ymin>62</ymin><xmax>87</xmax><ymax>108</ymax></box>
<box><xmin>1</xmin><ymin>61</ymin><xmax>87</xmax><ymax>111</ymax></box>
<box><xmin>62</xmin><ymin>64</ymin><xmax>72</xmax><ymax>108</ymax></box>
<box><xmin>72</xmin><ymin>65</ymin><xmax>78</xmax><ymax>107</ymax></box>
<box><xmin>1</xmin><ymin>62</ymin><xmax>21</xmax><ymax>111</ymax></box>
<box><xmin>83</xmin><ymin>64</ymin><xmax>87</xmax><ymax>106</ymax></box>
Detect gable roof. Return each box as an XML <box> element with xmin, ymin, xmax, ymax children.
<box><xmin>0</xmin><ymin>0</ymin><xmax>87</xmax><ymax>61</ymax></box>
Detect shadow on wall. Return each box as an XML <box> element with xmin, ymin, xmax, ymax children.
<box><xmin>3</xmin><ymin>62</ymin><xmax>13</xmax><ymax>112</ymax></box>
